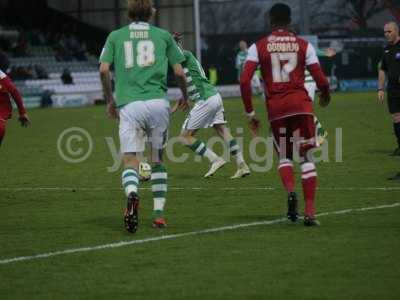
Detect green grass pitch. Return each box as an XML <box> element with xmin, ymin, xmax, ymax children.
<box><xmin>0</xmin><ymin>92</ymin><xmax>399</xmax><ymax>299</ymax></box>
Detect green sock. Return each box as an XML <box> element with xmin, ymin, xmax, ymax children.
<box><xmin>122</xmin><ymin>168</ymin><xmax>139</xmax><ymax>197</ymax></box>
<box><xmin>153</xmin><ymin>210</ymin><xmax>164</xmax><ymax>219</ymax></box>
<box><xmin>188</xmin><ymin>139</ymin><xmax>219</xmax><ymax>163</ymax></box>
<box><xmin>151</xmin><ymin>164</ymin><xmax>167</xmax><ymax>216</ymax></box>
<box><xmin>228</xmin><ymin>139</ymin><xmax>244</xmax><ymax>165</ymax></box>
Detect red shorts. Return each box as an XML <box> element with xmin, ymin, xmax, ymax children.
<box><xmin>270</xmin><ymin>114</ymin><xmax>316</xmax><ymax>160</ymax></box>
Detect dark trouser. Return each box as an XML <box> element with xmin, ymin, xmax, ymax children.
<box><xmin>387</xmin><ymin>90</ymin><xmax>400</xmax><ymax>147</ymax></box>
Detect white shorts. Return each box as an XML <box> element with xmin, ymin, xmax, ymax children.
<box><xmin>305</xmin><ymin>81</ymin><xmax>316</xmax><ymax>102</ymax></box>
<box><xmin>119</xmin><ymin>99</ymin><xmax>170</xmax><ymax>153</ymax></box>
<box><xmin>182</xmin><ymin>93</ymin><xmax>226</xmax><ymax>130</ymax></box>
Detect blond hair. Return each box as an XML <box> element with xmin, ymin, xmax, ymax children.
<box><xmin>127</xmin><ymin>0</ymin><xmax>154</xmax><ymax>22</ymax></box>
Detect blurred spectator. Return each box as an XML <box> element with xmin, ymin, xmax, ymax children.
<box><xmin>0</xmin><ymin>48</ymin><xmax>10</xmax><ymax>71</ymax></box>
<box><xmin>53</xmin><ymin>32</ymin><xmax>87</xmax><ymax>62</ymax></box>
<box><xmin>9</xmin><ymin>66</ymin><xmax>34</xmax><ymax>81</ymax></box>
<box><xmin>73</xmin><ymin>42</ymin><xmax>88</xmax><ymax>61</ymax></box>
<box><xmin>53</xmin><ymin>37</ymin><xmax>73</xmax><ymax>62</ymax></box>
<box><xmin>12</xmin><ymin>33</ymin><xmax>30</xmax><ymax>57</ymax></box>
<box><xmin>41</xmin><ymin>90</ymin><xmax>53</xmax><ymax>108</ymax></box>
<box><xmin>65</xmin><ymin>34</ymin><xmax>79</xmax><ymax>51</ymax></box>
<box><xmin>64</xmin><ymin>33</ymin><xmax>87</xmax><ymax>61</ymax></box>
<box><xmin>27</xmin><ymin>30</ymin><xmax>46</xmax><ymax>46</ymax></box>
<box><xmin>26</xmin><ymin>65</ymin><xmax>35</xmax><ymax>79</ymax></box>
<box><xmin>34</xmin><ymin>64</ymin><xmax>48</xmax><ymax>79</ymax></box>
<box><xmin>0</xmin><ymin>37</ymin><xmax>12</xmax><ymax>52</ymax></box>
<box><xmin>61</xmin><ymin>68</ymin><xmax>73</xmax><ymax>84</ymax></box>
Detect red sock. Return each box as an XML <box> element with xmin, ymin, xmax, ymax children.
<box><xmin>278</xmin><ymin>160</ymin><xmax>295</xmax><ymax>193</ymax></box>
<box><xmin>301</xmin><ymin>162</ymin><xmax>317</xmax><ymax>217</ymax></box>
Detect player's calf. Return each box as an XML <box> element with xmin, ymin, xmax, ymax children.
<box><xmin>179</xmin><ymin>130</ymin><xmax>195</xmax><ymax>146</ymax></box>
<box><xmin>151</xmin><ymin>163</ymin><xmax>168</xmax><ymax>228</ymax></box>
<box><xmin>278</xmin><ymin>159</ymin><xmax>295</xmax><ymax>193</ymax></box>
<box><xmin>185</xmin><ymin>138</ymin><xmax>220</xmax><ymax>162</ymax></box>
<box><xmin>122</xmin><ymin>168</ymin><xmax>140</xmax><ymax>233</ymax></box>
<box><xmin>183</xmin><ymin>137</ymin><xmax>225</xmax><ymax>177</ymax></box>
<box><xmin>215</xmin><ymin>125</ymin><xmax>250</xmax><ymax>179</ymax></box>
<box><xmin>301</xmin><ymin>161</ymin><xmax>317</xmax><ymax>219</ymax></box>
<box><xmin>227</xmin><ymin>138</ymin><xmax>245</xmax><ymax>164</ymax></box>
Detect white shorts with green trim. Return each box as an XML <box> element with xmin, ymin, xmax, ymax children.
<box><xmin>182</xmin><ymin>93</ymin><xmax>226</xmax><ymax>131</ymax></box>
<box><xmin>119</xmin><ymin>99</ymin><xmax>170</xmax><ymax>153</ymax></box>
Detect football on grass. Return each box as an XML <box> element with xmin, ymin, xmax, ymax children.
<box><xmin>139</xmin><ymin>162</ymin><xmax>152</xmax><ymax>181</ymax></box>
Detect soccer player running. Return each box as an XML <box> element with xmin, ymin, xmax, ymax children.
<box><xmin>236</xmin><ymin>40</ymin><xmax>263</xmax><ymax>96</ymax></box>
<box><xmin>99</xmin><ymin>0</ymin><xmax>188</xmax><ymax>233</ymax></box>
<box><xmin>173</xmin><ymin>33</ymin><xmax>250</xmax><ymax>179</ymax></box>
<box><xmin>240</xmin><ymin>3</ymin><xmax>330</xmax><ymax>226</ymax></box>
<box><xmin>0</xmin><ymin>69</ymin><xmax>30</xmax><ymax>147</ymax></box>
<box><xmin>304</xmin><ymin>47</ymin><xmax>336</xmax><ymax>145</ymax></box>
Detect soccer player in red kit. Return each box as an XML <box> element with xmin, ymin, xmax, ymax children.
<box><xmin>240</xmin><ymin>3</ymin><xmax>330</xmax><ymax>226</ymax></box>
<box><xmin>0</xmin><ymin>69</ymin><xmax>30</xmax><ymax>146</ymax></box>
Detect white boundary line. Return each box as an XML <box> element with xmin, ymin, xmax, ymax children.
<box><xmin>0</xmin><ymin>202</ymin><xmax>399</xmax><ymax>265</ymax></box>
<box><xmin>1</xmin><ymin>186</ymin><xmax>400</xmax><ymax>192</ymax></box>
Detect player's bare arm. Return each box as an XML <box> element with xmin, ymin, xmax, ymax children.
<box><xmin>378</xmin><ymin>69</ymin><xmax>386</xmax><ymax>104</ymax></box>
<box><xmin>240</xmin><ymin>60</ymin><xmax>260</xmax><ymax>136</ymax></box>
<box><xmin>1</xmin><ymin>74</ymin><xmax>31</xmax><ymax>127</ymax></box>
<box><xmin>246</xmin><ymin>111</ymin><xmax>261</xmax><ymax>137</ymax></box>
<box><xmin>99</xmin><ymin>62</ymin><xmax>118</xmax><ymax>119</ymax></box>
<box><xmin>172</xmin><ymin>63</ymin><xmax>189</xmax><ymax>112</ymax></box>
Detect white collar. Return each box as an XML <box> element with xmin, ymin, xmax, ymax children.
<box><xmin>129</xmin><ymin>22</ymin><xmax>150</xmax><ymax>30</ymax></box>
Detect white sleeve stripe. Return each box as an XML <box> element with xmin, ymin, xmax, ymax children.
<box><xmin>246</xmin><ymin>44</ymin><xmax>259</xmax><ymax>63</ymax></box>
<box><xmin>0</xmin><ymin>70</ymin><xmax>6</xmax><ymax>79</ymax></box>
<box><xmin>246</xmin><ymin>56</ymin><xmax>259</xmax><ymax>63</ymax></box>
<box><xmin>305</xmin><ymin>43</ymin><xmax>319</xmax><ymax>66</ymax></box>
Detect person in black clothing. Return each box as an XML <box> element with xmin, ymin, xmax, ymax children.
<box><xmin>61</xmin><ymin>68</ymin><xmax>73</xmax><ymax>84</ymax></box>
<box><xmin>379</xmin><ymin>22</ymin><xmax>400</xmax><ymax>156</ymax></box>
<box><xmin>0</xmin><ymin>49</ymin><xmax>10</xmax><ymax>71</ymax></box>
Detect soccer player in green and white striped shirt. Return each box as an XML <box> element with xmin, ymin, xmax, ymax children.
<box><xmin>173</xmin><ymin>33</ymin><xmax>250</xmax><ymax>179</ymax></box>
<box><xmin>236</xmin><ymin>41</ymin><xmax>248</xmax><ymax>81</ymax></box>
<box><xmin>99</xmin><ymin>0</ymin><xmax>188</xmax><ymax>232</ymax></box>
<box><xmin>304</xmin><ymin>47</ymin><xmax>336</xmax><ymax>145</ymax></box>
<box><xmin>236</xmin><ymin>40</ymin><xmax>263</xmax><ymax>96</ymax></box>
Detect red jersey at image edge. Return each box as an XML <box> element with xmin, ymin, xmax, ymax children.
<box><xmin>0</xmin><ymin>70</ymin><xmax>26</xmax><ymax>120</ymax></box>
